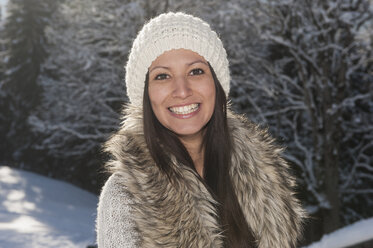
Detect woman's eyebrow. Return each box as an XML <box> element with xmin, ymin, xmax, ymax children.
<box><xmin>188</xmin><ymin>60</ymin><xmax>208</xmax><ymax>66</ymax></box>
<box><xmin>149</xmin><ymin>66</ymin><xmax>169</xmax><ymax>73</ymax></box>
<box><xmin>149</xmin><ymin>60</ymin><xmax>207</xmax><ymax>73</ymax></box>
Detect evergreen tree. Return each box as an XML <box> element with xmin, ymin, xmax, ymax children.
<box><xmin>0</xmin><ymin>0</ymin><xmax>53</xmax><ymax>168</ymax></box>
<box><xmin>0</xmin><ymin>2</ymin><xmax>6</xmax><ymax>161</ymax></box>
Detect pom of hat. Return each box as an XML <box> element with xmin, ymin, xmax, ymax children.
<box><xmin>125</xmin><ymin>12</ymin><xmax>230</xmax><ymax>106</ymax></box>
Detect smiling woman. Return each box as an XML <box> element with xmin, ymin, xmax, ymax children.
<box><xmin>96</xmin><ymin>12</ymin><xmax>305</xmax><ymax>248</ymax></box>
<box><xmin>148</xmin><ymin>49</ymin><xmax>215</xmax><ymax>139</ymax></box>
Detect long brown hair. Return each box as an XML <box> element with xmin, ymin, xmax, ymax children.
<box><xmin>143</xmin><ymin>63</ymin><xmax>256</xmax><ymax>247</ymax></box>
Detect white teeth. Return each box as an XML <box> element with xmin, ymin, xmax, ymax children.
<box><xmin>169</xmin><ymin>103</ymin><xmax>199</xmax><ymax>115</ymax></box>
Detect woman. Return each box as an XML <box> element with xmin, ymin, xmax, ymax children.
<box><xmin>96</xmin><ymin>12</ymin><xmax>305</xmax><ymax>248</ymax></box>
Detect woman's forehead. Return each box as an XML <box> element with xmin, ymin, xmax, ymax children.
<box><xmin>149</xmin><ymin>49</ymin><xmax>208</xmax><ymax>70</ymax></box>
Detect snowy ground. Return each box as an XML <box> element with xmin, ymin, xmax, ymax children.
<box><xmin>304</xmin><ymin>217</ymin><xmax>373</xmax><ymax>248</ymax></box>
<box><xmin>0</xmin><ymin>166</ymin><xmax>97</xmax><ymax>248</ymax></box>
<box><xmin>0</xmin><ymin>0</ymin><xmax>8</xmax><ymax>20</ymax></box>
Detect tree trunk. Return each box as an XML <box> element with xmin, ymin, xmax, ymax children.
<box><xmin>322</xmin><ymin>107</ymin><xmax>341</xmax><ymax>233</ymax></box>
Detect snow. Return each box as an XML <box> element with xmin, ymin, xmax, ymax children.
<box><xmin>0</xmin><ymin>0</ymin><xmax>7</xmax><ymax>20</ymax></box>
<box><xmin>0</xmin><ymin>166</ymin><xmax>98</xmax><ymax>248</ymax></box>
<box><xmin>304</xmin><ymin>217</ymin><xmax>373</xmax><ymax>248</ymax></box>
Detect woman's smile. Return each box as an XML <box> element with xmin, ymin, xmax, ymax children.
<box><xmin>168</xmin><ymin>103</ymin><xmax>201</xmax><ymax>118</ymax></box>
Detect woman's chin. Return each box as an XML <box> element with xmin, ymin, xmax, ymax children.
<box><xmin>169</xmin><ymin>126</ymin><xmax>207</xmax><ymax>141</ymax></box>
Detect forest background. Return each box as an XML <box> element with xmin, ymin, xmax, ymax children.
<box><xmin>0</xmin><ymin>0</ymin><xmax>372</xmax><ymax>246</ymax></box>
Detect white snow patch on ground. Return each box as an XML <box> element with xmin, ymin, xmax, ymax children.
<box><xmin>0</xmin><ymin>0</ymin><xmax>8</xmax><ymax>19</ymax></box>
<box><xmin>304</xmin><ymin>217</ymin><xmax>373</xmax><ymax>248</ymax></box>
<box><xmin>0</xmin><ymin>166</ymin><xmax>98</xmax><ymax>248</ymax></box>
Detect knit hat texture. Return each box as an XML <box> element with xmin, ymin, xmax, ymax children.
<box><xmin>125</xmin><ymin>12</ymin><xmax>230</xmax><ymax>106</ymax></box>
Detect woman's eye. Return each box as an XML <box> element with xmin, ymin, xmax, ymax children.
<box><xmin>190</xmin><ymin>68</ymin><xmax>204</xmax><ymax>76</ymax></box>
<box><xmin>154</xmin><ymin>73</ymin><xmax>169</xmax><ymax>80</ymax></box>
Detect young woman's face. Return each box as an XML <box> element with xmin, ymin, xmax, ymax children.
<box><xmin>148</xmin><ymin>49</ymin><xmax>216</xmax><ymax>139</ymax></box>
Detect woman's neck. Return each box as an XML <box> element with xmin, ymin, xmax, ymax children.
<box><xmin>178</xmin><ymin>133</ymin><xmax>204</xmax><ymax>178</ymax></box>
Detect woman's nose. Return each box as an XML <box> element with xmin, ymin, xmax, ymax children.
<box><xmin>172</xmin><ymin>76</ymin><xmax>192</xmax><ymax>99</ymax></box>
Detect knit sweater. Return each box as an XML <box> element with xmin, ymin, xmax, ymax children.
<box><xmin>96</xmin><ymin>173</ymin><xmax>138</xmax><ymax>247</ymax></box>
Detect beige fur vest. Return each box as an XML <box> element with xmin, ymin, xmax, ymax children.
<box><xmin>101</xmin><ymin>105</ymin><xmax>305</xmax><ymax>248</ymax></box>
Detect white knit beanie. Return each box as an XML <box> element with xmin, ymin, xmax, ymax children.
<box><xmin>125</xmin><ymin>12</ymin><xmax>230</xmax><ymax>106</ymax></box>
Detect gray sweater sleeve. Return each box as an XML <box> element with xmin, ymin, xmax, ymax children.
<box><xmin>96</xmin><ymin>173</ymin><xmax>139</xmax><ymax>248</ymax></box>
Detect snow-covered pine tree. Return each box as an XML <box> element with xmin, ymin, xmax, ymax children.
<box><xmin>0</xmin><ymin>0</ymin><xmax>55</xmax><ymax>168</ymax></box>
<box><xmin>0</xmin><ymin>1</ymin><xmax>6</xmax><ymax>162</ymax></box>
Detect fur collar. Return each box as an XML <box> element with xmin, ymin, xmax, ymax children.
<box><xmin>104</xmin><ymin>104</ymin><xmax>304</xmax><ymax>248</ymax></box>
